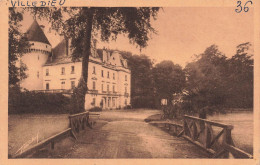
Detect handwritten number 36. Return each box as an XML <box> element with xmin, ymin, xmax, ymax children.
<box><xmin>236</xmin><ymin>1</ymin><xmax>253</xmax><ymax>13</ymax></box>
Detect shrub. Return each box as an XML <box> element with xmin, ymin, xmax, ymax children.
<box><xmin>8</xmin><ymin>87</ymin><xmax>72</xmax><ymax>114</ymax></box>
<box><xmin>124</xmin><ymin>105</ymin><xmax>132</xmax><ymax>109</ymax></box>
<box><xmin>88</xmin><ymin>106</ymin><xmax>102</xmax><ymax>112</ymax></box>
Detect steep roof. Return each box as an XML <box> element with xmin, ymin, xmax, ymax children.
<box><xmin>26</xmin><ymin>20</ymin><xmax>51</xmax><ymax>45</ymax></box>
<box><xmin>45</xmin><ymin>39</ymin><xmax>128</xmax><ymax>68</ymax></box>
<box><xmin>45</xmin><ymin>39</ymin><xmax>72</xmax><ymax>65</ymax></box>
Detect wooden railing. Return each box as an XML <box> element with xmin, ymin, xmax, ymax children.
<box><xmin>149</xmin><ymin>120</ymin><xmax>184</xmax><ymax>137</ymax></box>
<box><xmin>182</xmin><ymin>115</ymin><xmax>252</xmax><ymax>158</ymax></box>
<box><xmin>69</xmin><ymin>112</ymin><xmax>91</xmax><ymax>139</ymax></box>
<box><xmin>13</xmin><ymin>111</ymin><xmax>94</xmax><ymax>158</ymax></box>
<box><xmin>149</xmin><ymin>115</ymin><xmax>253</xmax><ymax>159</ymax></box>
<box><xmin>14</xmin><ymin>128</ymin><xmax>72</xmax><ymax>158</ymax></box>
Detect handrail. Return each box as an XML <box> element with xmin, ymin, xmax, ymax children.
<box><xmin>13</xmin><ymin>128</ymin><xmax>71</xmax><ymax>158</ymax></box>
<box><xmin>69</xmin><ymin>111</ymin><xmax>89</xmax><ymax>118</ymax></box>
<box><xmin>13</xmin><ymin>111</ymin><xmax>92</xmax><ymax>158</ymax></box>
<box><xmin>149</xmin><ymin>114</ymin><xmax>253</xmax><ymax>158</ymax></box>
<box><xmin>184</xmin><ymin>115</ymin><xmax>233</xmax><ymax>129</ymax></box>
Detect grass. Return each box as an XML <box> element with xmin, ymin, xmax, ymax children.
<box><xmin>8</xmin><ymin>114</ymin><xmax>69</xmax><ymax>157</ymax></box>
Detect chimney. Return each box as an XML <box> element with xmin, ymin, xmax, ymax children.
<box><xmin>102</xmin><ymin>47</ymin><xmax>107</xmax><ymax>62</ymax></box>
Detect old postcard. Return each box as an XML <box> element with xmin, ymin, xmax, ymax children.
<box><xmin>0</xmin><ymin>0</ymin><xmax>259</xmax><ymax>164</ymax></box>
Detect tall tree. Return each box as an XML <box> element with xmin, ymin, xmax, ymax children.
<box><xmin>184</xmin><ymin>45</ymin><xmax>227</xmax><ymax>114</ymax></box>
<box><xmin>225</xmin><ymin>42</ymin><xmax>253</xmax><ymax>108</ymax></box>
<box><xmin>153</xmin><ymin>60</ymin><xmax>186</xmax><ymax>104</ymax></box>
<box><xmin>9</xmin><ymin>8</ymin><xmax>29</xmax><ymax>86</ymax></box>
<box><xmin>121</xmin><ymin>52</ymin><xmax>155</xmax><ymax>108</ymax></box>
<box><xmin>30</xmin><ymin>7</ymin><xmax>160</xmax><ymax>113</ymax></box>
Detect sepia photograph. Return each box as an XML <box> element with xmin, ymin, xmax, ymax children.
<box><xmin>5</xmin><ymin>4</ymin><xmax>257</xmax><ymax>161</ymax></box>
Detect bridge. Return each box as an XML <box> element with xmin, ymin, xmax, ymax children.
<box><xmin>13</xmin><ymin>109</ymin><xmax>252</xmax><ymax>159</ymax></box>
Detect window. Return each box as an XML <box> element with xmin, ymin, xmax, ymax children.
<box><xmin>125</xmin><ymin>75</ymin><xmax>127</xmax><ymax>81</ymax></box>
<box><xmin>107</xmin><ymin>84</ymin><xmax>109</xmax><ymax>92</ymax></box>
<box><xmin>108</xmin><ymin>98</ymin><xmax>110</xmax><ymax>107</ymax></box>
<box><xmin>61</xmin><ymin>67</ymin><xmax>65</xmax><ymax>75</ymax></box>
<box><xmin>125</xmin><ymin>99</ymin><xmax>127</xmax><ymax>105</ymax></box>
<box><xmin>71</xmin><ymin>66</ymin><xmax>75</xmax><ymax>74</ymax></box>
<box><xmin>107</xmin><ymin>71</ymin><xmax>110</xmax><ymax>78</ymax></box>
<box><xmin>37</xmin><ymin>71</ymin><xmax>39</xmax><ymax>78</ymax></box>
<box><xmin>46</xmin><ymin>83</ymin><xmax>49</xmax><ymax>90</ymax></box>
<box><xmin>38</xmin><ymin>55</ymin><xmax>39</xmax><ymax>60</ymax></box>
<box><xmin>92</xmin><ymin>98</ymin><xmax>96</xmax><ymax>106</ymax></box>
<box><xmin>113</xmin><ymin>73</ymin><xmax>115</xmax><ymax>80</ymax></box>
<box><xmin>93</xmin><ymin>81</ymin><xmax>96</xmax><ymax>90</ymax></box>
<box><xmin>113</xmin><ymin>85</ymin><xmax>115</xmax><ymax>92</ymax></box>
<box><xmin>125</xmin><ymin>86</ymin><xmax>127</xmax><ymax>93</ymax></box>
<box><xmin>71</xmin><ymin>81</ymin><xmax>75</xmax><ymax>89</ymax></box>
<box><xmin>101</xmin><ymin>84</ymin><xmax>104</xmax><ymax>91</ymax></box>
<box><xmin>46</xmin><ymin>69</ymin><xmax>49</xmax><ymax>76</ymax></box>
<box><xmin>101</xmin><ymin>70</ymin><xmax>104</xmax><ymax>77</ymax></box>
<box><xmin>93</xmin><ymin>66</ymin><xmax>96</xmax><ymax>74</ymax></box>
<box><xmin>112</xmin><ymin>98</ymin><xmax>115</xmax><ymax>107</ymax></box>
<box><xmin>61</xmin><ymin>81</ymin><xmax>65</xmax><ymax>89</ymax></box>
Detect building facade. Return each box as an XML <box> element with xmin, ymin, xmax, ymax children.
<box><xmin>20</xmin><ymin>20</ymin><xmax>131</xmax><ymax>110</ymax></box>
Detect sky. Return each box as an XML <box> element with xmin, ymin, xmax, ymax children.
<box><xmin>20</xmin><ymin>7</ymin><xmax>254</xmax><ymax>67</ymax></box>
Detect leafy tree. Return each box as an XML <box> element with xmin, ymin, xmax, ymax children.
<box><xmin>225</xmin><ymin>42</ymin><xmax>253</xmax><ymax>108</ymax></box>
<box><xmin>184</xmin><ymin>45</ymin><xmax>227</xmax><ymax>115</ymax></box>
<box><xmin>29</xmin><ymin>7</ymin><xmax>160</xmax><ymax>113</ymax></box>
<box><xmin>153</xmin><ymin>60</ymin><xmax>186</xmax><ymax>105</ymax></box>
<box><xmin>121</xmin><ymin>52</ymin><xmax>155</xmax><ymax>108</ymax></box>
<box><xmin>9</xmin><ymin>8</ymin><xmax>29</xmax><ymax>86</ymax></box>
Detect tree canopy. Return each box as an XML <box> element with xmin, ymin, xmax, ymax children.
<box><xmin>9</xmin><ymin>8</ymin><xmax>29</xmax><ymax>86</ymax></box>
<box><xmin>183</xmin><ymin>43</ymin><xmax>253</xmax><ymax>115</ymax></box>
<box><xmin>153</xmin><ymin>60</ymin><xmax>186</xmax><ymax>102</ymax></box>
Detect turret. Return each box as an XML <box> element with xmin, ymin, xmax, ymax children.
<box><xmin>20</xmin><ymin>19</ymin><xmax>52</xmax><ymax>90</ymax></box>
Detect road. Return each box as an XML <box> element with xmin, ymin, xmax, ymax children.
<box><xmin>33</xmin><ymin>109</ymin><xmax>208</xmax><ymax>158</ymax></box>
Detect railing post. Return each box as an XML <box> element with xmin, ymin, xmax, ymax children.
<box><xmin>51</xmin><ymin>141</ymin><xmax>55</xmax><ymax>150</ymax></box>
<box><xmin>221</xmin><ymin>127</ymin><xmax>232</xmax><ymax>158</ymax></box>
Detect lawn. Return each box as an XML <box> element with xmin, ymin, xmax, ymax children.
<box><xmin>8</xmin><ymin>114</ymin><xmax>69</xmax><ymax>157</ymax></box>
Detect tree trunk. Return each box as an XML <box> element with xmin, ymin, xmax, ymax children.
<box><xmin>71</xmin><ymin>8</ymin><xmax>94</xmax><ymax>114</ymax></box>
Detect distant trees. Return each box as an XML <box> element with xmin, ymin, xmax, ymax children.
<box><xmin>121</xmin><ymin>52</ymin><xmax>185</xmax><ymax>109</ymax></box>
<box><xmin>121</xmin><ymin>52</ymin><xmax>156</xmax><ymax>108</ymax></box>
<box><xmin>183</xmin><ymin>43</ymin><xmax>253</xmax><ymax>115</ymax></box>
<box><xmin>122</xmin><ymin>42</ymin><xmax>253</xmax><ymax>113</ymax></box>
<box><xmin>153</xmin><ymin>61</ymin><xmax>186</xmax><ymax>104</ymax></box>
<box><xmin>184</xmin><ymin>45</ymin><xmax>228</xmax><ymax>114</ymax></box>
<box><xmin>225</xmin><ymin>42</ymin><xmax>253</xmax><ymax>108</ymax></box>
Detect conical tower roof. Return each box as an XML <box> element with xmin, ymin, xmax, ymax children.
<box><xmin>26</xmin><ymin>19</ymin><xmax>51</xmax><ymax>45</ymax></box>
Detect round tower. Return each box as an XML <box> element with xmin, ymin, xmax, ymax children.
<box><xmin>20</xmin><ymin>20</ymin><xmax>52</xmax><ymax>91</ymax></box>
